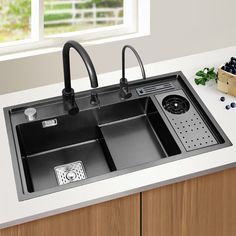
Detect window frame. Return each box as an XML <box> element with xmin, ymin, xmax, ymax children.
<box><xmin>0</xmin><ymin>0</ymin><xmax>149</xmax><ymax>55</ymax></box>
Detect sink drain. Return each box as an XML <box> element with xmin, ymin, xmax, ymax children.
<box><xmin>162</xmin><ymin>95</ymin><xmax>190</xmax><ymax>114</ymax></box>
<box><xmin>54</xmin><ymin>161</ymin><xmax>87</xmax><ymax>185</ymax></box>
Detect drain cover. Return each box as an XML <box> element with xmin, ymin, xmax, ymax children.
<box><xmin>162</xmin><ymin>95</ymin><xmax>190</xmax><ymax>114</ymax></box>
<box><xmin>54</xmin><ymin>161</ymin><xmax>87</xmax><ymax>185</ymax></box>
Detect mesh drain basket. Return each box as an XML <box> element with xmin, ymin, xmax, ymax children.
<box><xmin>156</xmin><ymin>90</ymin><xmax>218</xmax><ymax>151</ymax></box>
<box><xmin>54</xmin><ymin>161</ymin><xmax>87</xmax><ymax>185</ymax></box>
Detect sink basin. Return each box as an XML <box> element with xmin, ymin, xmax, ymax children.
<box><xmin>4</xmin><ymin>71</ymin><xmax>232</xmax><ymax>200</ymax></box>
<box><xmin>16</xmin><ymin>97</ymin><xmax>180</xmax><ymax>193</ymax></box>
<box><xmin>16</xmin><ymin>110</ymin><xmax>116</xmax><ymax>192</ymax></box>
<box><xmin>99</xmin><ymin>97</ymin><xmax>180</xmax><ymax>169</ymax></box>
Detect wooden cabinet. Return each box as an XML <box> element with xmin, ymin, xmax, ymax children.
<box><xmin>0</xmin><ymin>194</ymin><xmax>140</xmax><ymax>236</ymax></box>
<box><xmin>1</xmin><ymin>167</ymin><xmax>236</xmax><ymax>236</ymax></box>
<box><xmin>142</xmin><ymin>167</ymin><xmax>236</xmax><ymax>236</ymax></box>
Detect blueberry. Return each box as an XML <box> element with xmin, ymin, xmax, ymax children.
<box><xmin>230</xmin><ymin>58</ymin><xmax>236</xmax><ymax>66</ymax></box>
<box><xmin>226</xmin><ymin>105</ymin><xmax>230</xmax><ymax>110</ymax></box>
<box><xmin>229</xmin><ymin>62</ymin><xmax>236</xmax><ymax>68</ymax></box>
<box><xmin>228</xmin><ymin>68</ymin><xmax>233</xmax><ymax>74</ymax></box>
<box><xmin>220</xmin><ymin>96</ymin><xmax>225</xmax><ymax>102</ymax></box>
<box><xmin>225</xmin><ymin>66</ymin><xmax>230</xmax><ymax>72</ymax></box>
<box><xmin>231</xmin><ymin>57</ymin><xmax>236</xmax><ymax>61</ymax></box>
<box><xmin>231</xmin><ymin>102</ymin><xmax>236</xmax><ymax>108</ymax></box>
<box><xmin>222</xmin><ymin>66</ymin><xmax>226</xmax><ymax>71</ymax></box>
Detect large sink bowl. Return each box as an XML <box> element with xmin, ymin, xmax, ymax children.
<box><xmin>4</xmin><ymin>71</ymin><xmax>232</xmax><ymax>200</ymax></box>
<box><xmin>16</xmin><ymin>110</ymin><xmax>116</xmax><ymax>193</ymax></box>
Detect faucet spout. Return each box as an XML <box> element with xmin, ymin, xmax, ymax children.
<box><xmin>119</xmin><ymin>45</ymin><xmax>146</xmax><ymax>100</ymax></box>
<box><xmin>122</xmin><ymin>45</ymin><xmax>146</xmax><ymax>81</ymax></box>
<box><xmin>63</xmin><ymin>40</ymin><xmax>98</xmax><ymax>93</ymax></box>
<box><xmin>62</xmin><ymin>40</ymin><xmax>99</xmax><ymax>114</ymax></box>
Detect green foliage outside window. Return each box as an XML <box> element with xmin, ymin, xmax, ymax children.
<box><xmin>3</xmin><ymin>0</ymin><xmax>31</xmax><ymax>31</ymax></box>
<box><xmin>0</xmin><ymin>0</ymin><xmax>124</xmax><ymax>43</ymax></box>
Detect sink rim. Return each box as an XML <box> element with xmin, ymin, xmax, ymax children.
<box><xmin>4</xmin><ymin>71</ymin><xmax>232</xmax><ymax>201</ymax></box>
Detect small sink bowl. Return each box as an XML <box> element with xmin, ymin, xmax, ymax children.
<box><xmin>99</xmin><ymin>97</ymin><xmax>181</xmax><ymax>169</ymax></box>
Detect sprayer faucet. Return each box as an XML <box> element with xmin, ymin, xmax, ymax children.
<box><xmin>120</xmin><ymin>45</ymin><xmax>146</xmax><ymax>99</ymax></box>
<box><xmin>62</xmin><ymin>40</ymin><xmax>99</xmax><ymax>115</ymax></box>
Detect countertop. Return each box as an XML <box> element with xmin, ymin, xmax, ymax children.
<box><xmin>0</xmin><ymin>46</ymin><xmax>236</xmax><ymax>229</ymax></box>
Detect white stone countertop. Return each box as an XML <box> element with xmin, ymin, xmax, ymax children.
<box><xmin>0</xmin><ymin>46</ymin><xmax>236</xmax><ymax>229</ymax></box>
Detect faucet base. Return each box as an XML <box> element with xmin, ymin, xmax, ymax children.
<box><xmin>90</xmin><ymin>91</ymin><xmax>100</xmax><ymax>107</ymax></box>
<box><xmin>119</xmin><ymin>78</ymin><xmax>132</xmax><ymax>100</ymax></box>
<box><xmin>62</xmin><ymin>88</ymin><xmax>79</xmax><ymax>115</ymax></box>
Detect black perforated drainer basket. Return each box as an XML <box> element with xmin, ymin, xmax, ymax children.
<box><xmin>156</xmin><ymin>90</ymin><xmax>218</xmax><ymax>152</ymax></box>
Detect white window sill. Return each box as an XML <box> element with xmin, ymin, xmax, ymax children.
<box><xmin>0</xmin><ymin>30</ymin><xmax>150</xmax><ymax>62</ymax></box>
<box><xmin>84</xmin><ymin>31</ymin><xmax>150</xmax><ymax>45</ymax></box>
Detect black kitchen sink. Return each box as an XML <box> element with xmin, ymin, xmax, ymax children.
<box><xmin>4</xmin><ymin>71</ymin><xmax>232</xmax><ymax>200</ymax></box>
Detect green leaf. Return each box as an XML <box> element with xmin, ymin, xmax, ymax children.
<box><xmin>209</xmin><ymin>67</ymin><xmax>215</xmax><ymax>72</ymax></box>
<box><xmin>195</xmin><ymin>78</ymin><xmax>206</xmax><ymax>85</ymax></box>
<box><xmin>196</xmin><ymin>70</ymin><xmax>205</xmax><ymax>76</ymax></box>
<box><xmin>194</xmin><ymin>67</ymin><xmax>217</xmax><ymax>86</ymax></box>
<box><xmin>194</xmin><ymin>78</ymin><xmax>200</xmax><ymax>85</ymax></box>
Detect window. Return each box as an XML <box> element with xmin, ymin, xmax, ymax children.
<box><xmin>44</xmin><ymin>0</ymin><xmax>124</xmax><ymax>36</ymax></box>
<box><xmin>0</xmin><ymin>0</ymin><xmax>149</xmax><ymax>54</ymax></box>
<box><xmin>0</xmin><ymin>0</ymin><xmax>31</xmax><ymax>43</ymax></box>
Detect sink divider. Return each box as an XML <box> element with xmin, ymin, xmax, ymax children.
<box><xmin>97</xmin><ymin>127</ymin><xmax>117</xmax><ymax>172</ymax></box>
<box><xmin>147</xmin><ymin>111</ymin><xmax>181</xmax><ymax>156</ymax></box>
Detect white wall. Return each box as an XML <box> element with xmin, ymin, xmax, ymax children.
<box><xmin>1</xmin><ymin>0</ymin><xmax>236</xmax><ymax>94</ymax></box>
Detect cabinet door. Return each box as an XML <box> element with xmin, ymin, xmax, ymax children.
<box><xmin>0</xmin><ymin>194</ymin><xmax>140</xmax><ymax>236</ymax></box>
<box><xmin>142</xmin><ymin>167</ymin><xmax>236</xmax><ymax>236</ymax></box>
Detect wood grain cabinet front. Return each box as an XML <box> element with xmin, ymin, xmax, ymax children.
<box><xmin>0</xmin><ymin>194</ymin><xmax>140</xmax><ymax>236</ymax></box>
<box><xmin>1</xmin><ymin>167</ymin><xmax>236</xmax><ymax>236</ymax></box>
<box><xmin>142</xmin><ymin>167</ymin><xmax>236</xmax><ymax>236</ymax></box>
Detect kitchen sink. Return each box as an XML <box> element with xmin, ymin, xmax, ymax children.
<box><xmin>4</xmin><ymin>71</ymin><xmax>232</xmax><ymax>200</ymax></box>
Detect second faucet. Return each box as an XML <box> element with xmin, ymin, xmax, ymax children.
<box><xmin>120</xmin><ymin>45</ymin><xmax>146</xmax><ymax>99</ymax></box>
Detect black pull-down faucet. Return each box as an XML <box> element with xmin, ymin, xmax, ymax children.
<box><xmin>120</xmin><ymin>45</ymin><xmax>146</xmax><ymax>99</ymax></box>
<box><xmin>62</xmin><ymin>40</ymin><xmax>99</xmax><ymax>115</ymax></box>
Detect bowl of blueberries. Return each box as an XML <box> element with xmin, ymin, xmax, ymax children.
<box><xmin>221</xmin><ymin>57</ymin><xmax>236</xmax><ymax>75</ymax></box>
<box><xmin>217</xmin><ymin>57</ymin><xmax>236</xmax><ymax>98</ymax></box>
